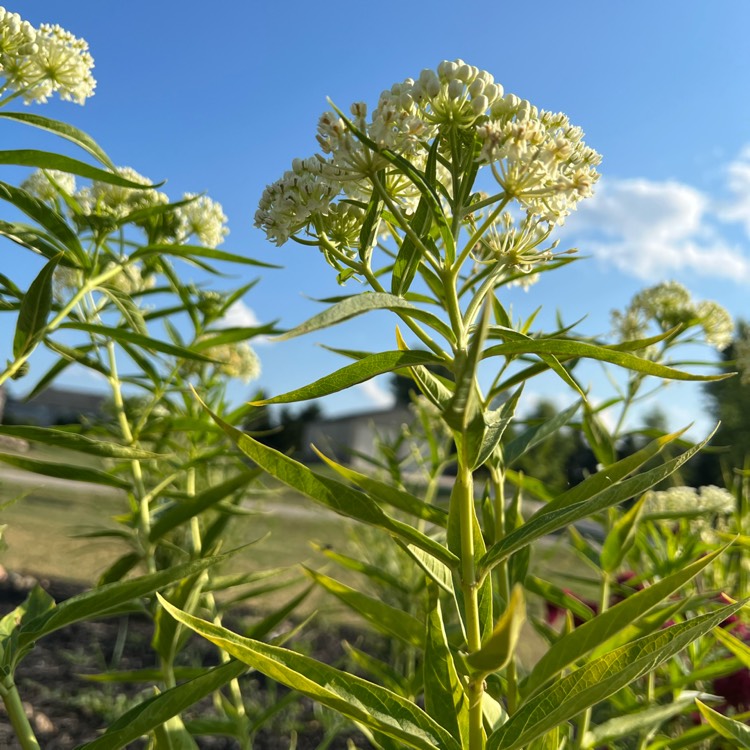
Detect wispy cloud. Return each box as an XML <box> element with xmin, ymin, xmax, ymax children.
<box><xmin>356</xmin><ymin>377</ymin><xmax>395</xmax><ymax>409</ymax></box>
<box><xmin>566</xmin><ymin>175</ymin><xmax>750</xmax><ymax>281</ymax></box>
<box><xmin>717</xmin><ymin>145</ymin><xmax>750</xmax><ymax>237</ymax></box>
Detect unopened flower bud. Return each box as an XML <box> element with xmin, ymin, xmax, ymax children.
<box><xmin>471</xmin><ymin>95</ymin><xmax>489</xmax><ymax>115</ymax></box>
<box><xmin>447</xmin><ymin>79</ymin><xmax>464</xmax><ymax>100</ymax></box>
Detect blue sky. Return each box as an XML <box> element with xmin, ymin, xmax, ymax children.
<box><xmin>3</xmin><ymin>1</ymin><xmax>750</xmax><ymax>434</ymax></box>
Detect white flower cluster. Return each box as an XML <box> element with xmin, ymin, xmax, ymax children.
<box><xmin>103</xmin><ymin>261</ymin><xmax>155</xmax><ymax>295</ymax></box>
<box><xmin>0</xmin><ymin>8</ymin><xmax>95</xmax><ymax>105</ymax></box>
<box><xmin>476</xmin><ymin>105</ymin><xmax>601</xmax><ymax>224</ymax></box>
<box><xmin>475</xmin><ymin>211</ymin><xmax>555</xmax><ymax>274</ymax></box>
<box><xmin>255</xmin><ymin>60</ymin><xmax>600</xmax><ymax>257</ymax></box>
<box><xmin>612</xmin><ymin>281</ymin><xmax>733</xmax><ymax>351</ymax></box>
<box><xmin>204</xmin><ymin>341</ymin><xmax>261</xmax><ymax>383</ymax></box>
<box><xmin>176</xmin><ymin>193</ymin><xmax>229</xmax><ymax>248</ymax></box>
<box><xmin>76</xmin><ymin>166</ymin><xmax>168</xmax><ymax>219</ymax></box>
<box><xmin>23</xmin><ymin>166</ymin><xmax>230</xmax><ymax>248</ymax></box>
<box><xmin>643</xmin><ymin>485</ymin><xmax>735</xmax><ymax>517</ymax></box>
<box><xmin>20</xmin><ymin>169</ymin><xmax>76</xmax><ymax>203</ymax></box>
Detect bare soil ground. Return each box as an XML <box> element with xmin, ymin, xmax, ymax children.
<box><xmin>0</xmin><ymin>570</ymin><xmax>373</xmax><ymax>750</ymax></box>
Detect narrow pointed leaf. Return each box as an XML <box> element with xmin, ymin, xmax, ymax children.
<box><xmin>19</xmin><ymin>556</ymin><xmax>226</xmax><ymax>646</ymax></box>
<box><xmin>0</xmin><ymin>426</ymin><xmax>161</xmax><ymax>459</ymax></box>
<box><xmin>12</xmin><ymin>253</ymin><xmax>60</xmax><ymax>358</ymax></box>
<box><xmin>313</xmin><ymin>446</ymin><xmax>447</xmax><ymax>526</ymax></box>
<box><xmin>159</xmin><ymin>596</ymin><xmax>462</xmax><ymax>750</ymax></box>
<box><xmin>522</xmin><ymin>544</ymin><xmax>729</xmax><ymax>698</ymax></box>
<box><xmin>487</xmin><ymin>602</ymin><xmax>746</xmax><ymax>750</ymax></box>
<box><xmin>305</xmin><ymin>569</ymin><xmax>423</xmax><ymax>646</ymax></box>
<box><xmin>0</xmin><ymin>112</ymin><xmax>115</xmax><ymax>169</ymax></box>
<box><xmin>75</xmin><ymin>661</ymin><xmax>246</xmax><ymax>750</ymax></box>
<box><xmin>0</xmin><ymin>451</ymin><xmax>130</xmax><ymax>489</ymax></box>
<box><xmin>274</xmin><ymin>292</ymin><xmax>454</xmax><ymax>343</ymax></box>
<box><xmin>424</xmin><ymin>585</ymin><xmax>469</xmax><ymax>745</ymax></box>
<box><xmin>480</xmin><ymin>429</ymin><xmax>714</xmax><ymax>574</ymax></box>
<box><xmin>201</xmin><ymin>402</ymin><xmax>457</xmax><ymax>567</ymax></box>
<box><xmin>600</xmin><ymin>495</ymin><xmax>646</xmax><ymax>573</ymax></box>
<box><xmin>483</xmin><ymin>339</ymin><xmax>731</xmax><ymax>382</ymax></box>
<box><xmin>696</xmin><ymin>699</ymin><xmax>750</xmax><ymax>747</ymax></box>
<box><xmin>253</xmin><ymin>350</ymin><xmax>440</xmax><ymax>405</ymax></box>
<box><xmin>131</xmin><ymin>243</ymin><xmax>279</xmax><ymax>268</ymax></box>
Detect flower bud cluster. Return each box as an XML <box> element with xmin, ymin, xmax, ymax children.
<box><xmin>187</xmin><ymin>338</ymin><xmax>261</xmax><ymax>383</ymax></box>
<box><xmin>643</xmin><ymin>485</ymin><xmax>735</xmax><ymax>517</ymax></box>
<box><xmin>477</xmin><ymin>105</ymin><xmax>601</xmax><ymax>224</ymax></box>
<box><xmin>475</xmin><ymin>211</ymin><xmax>555</xmax><ymax>274</ymax></box>
<box><xmin>176</xmin><ymin>193</ymin><xmax>229</xmax><ymax>248</ymax></box>
<box><xmin>20</xmin><ymin>169</ymin><xmax>76</xmax><ymax>204</ymax></box>
<box><xmin>0</xmin><ymin>8</ymin><xmax>96</xmax><ymax>105</ymax></box>
<box><xmin>76</xmin><ymin>167</ymin><xmax>168</xmax><ymax>219</ymax></box>
<box><xmin>410</xmin><ymin>60</ymin><xmax>504</xmax><ymax>128</ymax></box>
<box><xmin>102</xmin><ymin>261</ymin><xmax>155</xmax><ymax>295</ymax></box>
<box><xmin>255</xmin><ymin>59</ymin><xmax>599</xmax><ymax>265</ymax></box>
<box><xmin>613</xmin><ymin>281</ymin><xmax>733</xmax><ymax>351</ymax></box>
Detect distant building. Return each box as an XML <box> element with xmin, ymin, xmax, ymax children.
<box><xmin>300</xmin><ymin>405</ymin><xmax>414</xmax><ymax>467</ymax></box>
<box><xmin>2</xmin><ymin>386</ymin><xmax>107</xmax><ymax>426</ymax></box>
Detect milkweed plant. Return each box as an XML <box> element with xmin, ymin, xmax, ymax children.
<box><xmin>1</xmin><ymin>4</ymin><xmax>750</xmax><ymax>748</ymax></box>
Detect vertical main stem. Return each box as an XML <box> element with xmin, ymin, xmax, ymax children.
<box><xmin>457</xmin><ymin>446</ymin><xmax>484</xmax><ymax>749</ymax></box>
<box><xmin>1</xmin><ymin>679</ymin><xmax>41</xmax><ymax>750</ymax></box>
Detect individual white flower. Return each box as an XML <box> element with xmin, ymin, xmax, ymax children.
<box><xmin>21</xmin><ymin>169</ymin><xmax>75</xmax><ymax>203</ymax></box>
<box><xmin>696</xmin><ymin>300</ymin><xmax>733</xmax><ymax>350</ymax></box>
<box><xmin>77</xmin><ymin>167</ymin><xmax>168</xmax><ymax>219</ymax></box>
<box><xmin>176</xmin><ymin>193</ymin><xmax>229</xmax><ymax>248</ymax></box>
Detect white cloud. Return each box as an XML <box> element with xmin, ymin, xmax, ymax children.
<box><xmin>718</xmin><ymin>145</ymin><xmax>750</xmax><ymax>236</ymax></box>
<box><xmin>219</xmin><ymin>300</ymin><xmax>261</xmax><ymax>328</ymax></box>
<box><xmin>356</xmin><ymin>377</ymin><xmax>395</xmax><ymax>409</ymax></box>
<box><xmin>565</xmin><ymin>174</ymin><xmax>750</xmax><ymax>282</ymax></box>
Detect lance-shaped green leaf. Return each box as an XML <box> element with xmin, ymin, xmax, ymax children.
<box><xmin>582</xmin><ymin>404</ymin><xmax>616</xmax><ymax>467</ymax></box>
<box><xmin>359</xmin><ymin>187</ymin><xmax>384</xmax><ymax>264</ymax></box>
<box><xmin>600</xmin><ymin>494</ymin><xmax>646</xmax><ymax>573</ymax></box>
<box><xmin>0</xmin><ymin>425</ymin><xmax>161</xmax><ymax>460</ymax></box>
<box><xmin>191</xmin><ymin>325</ymin><xmax>280</xmax><ymax>351</ymax></box>
<box><xmin>392</xmin><ymin>159</ymin><xmax>434</xmax><ymax>295</ymax></box>
<box><xmin>0</xmin><ymin>182</ymin><xmax>82</xmax><ymax>259</ymax></box>
<box><xmin>149</xmin><ymin>470</ymin><xmax>260</xmax><ymax>541</ymax></box>
<box><xmin>12</xmin><ymin>253</ymin><xmax>60</xmax><ymax>359</ymax></box>
<box><xmin>0</xmin><ymin>221</ymin><xmax>70</xmax><ymax>261</ymax></box>
<box><xmin>503</xmin><ymin>399</ymin><xmax>582</xmax><ymax>467</ymax></box>
<box><xmin>582</xmin><ymin>694</ymin><xmax>698</xmax><ymax>749</ymax></box>
<box><xmin>538</xmin><ymin>427</ymin><xmax>689</xmax><ymax>517</ymax></box>
<box><xmin>58</xmin><ymin>322</ymin><xmax>213</xmax><ymax>361</ymax></box>
<box><xmin>696</xmin><ymin>699</ymin><xmax>750</xmax><ymax>747</ymax></box>
<box><xmin>158</xmin><ymin>595</ymin><xmax>462</xmax><ymax>750</ymax></box>
<box><xmin>313</xmin><ymin>542</ymin><xmax>411</xmax><ymax>593</ymax></box>
<box><xmin>131</xmin><ymin>242</ymin><xmax>279</xmax><ymax>268</ymax></box>
<box><xmin>312</xmin><ymin>446</ymin><xmax>447</xmax><ymax>526</ymax></box>
<box><xmin>424</xmin><ymin>585</ymin><xmax>469</xmax><ymax>746</ymax></box>
<box><xmin>0</xmin><ymin>451</ymin><xmax>130</xmax><ymax>489</ymax></box>
<box><xmin>522</xmin><ymin>544</ymin><xmax>729</xmax><ymax>698</ymax></box>
<box><xmin>0</xmin><ymin>150</ymin><xmax>161</xmax><ymax>187</ymax></box>
<box><xmin>200</xmin><ymin>401</ymin><xmax>458</xmax><ymax>568</ymax></box>
<box><xmin>487</xmin><ymin>601</ymin><xmax>746</xmax><ymax>750</ymax></box>
<box><xmin>252</xmin><ymin>350</ymin><xmax>440</xmax><ymax>405</ymax></box>
<box><xmin>305</xmin><ymin>569</ymin><xmax>423</xmax><ymax>647</ymax></box>
<box><xmin>714</xmin><ymin>624</ymin><xmax>750</xmax><ymax>668</ymax></box>
<box><xmin>466</xmin><ymin>585</ymin><xmax>526</xmax><ymax>675</ymax></box>
<box><xmin>17</xmin><ymin>557</ymin><xmax>227</xmax><ymax>651</ymax></box>
<box><xmin>274</xmin><ymin>292</ymin><xmax>454</xmax><ymax>343</ymax></box>
<box><xmin>647</xmin><ymin>710</ymin><xmax>750</xmax><ymax>749</ymax></box>
<box><xmin>480</xmin><ymin>429</ymin><xmax>714</xmax><ymax>575</ymax></box>
<box><xmin>473</xmin><ymin>385</ymin><xmax>523</xmax><ymax>469</ymax></box>
<box><xmin>483</xmin><ymin>338</ymin><xmax>732</xmax><ymax>382</ymax></box>
<box><xmin>0</xmin><ymin>112</ymin><xmax>115</xmax><ymax>169</ymax></box>
<box><xmin>74</xmin><ymin>660</ymin><xmax>247</xmax><ymax>750</ymax></box>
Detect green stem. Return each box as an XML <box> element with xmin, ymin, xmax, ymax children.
<box><xmin>456</xmin><ymin>446</ymin><xmax>484</xmax><ymax>749</ymax></box>
<box><xmin>106</xmin><ymin>340</ymin><xmax>153</xmax><ymax>571</ymax></box>
<box><xmin>0</xmin><ymin>678</ymin><xmax>41</xmax><ymax>750</ymax></box>
<box><xmin>455</xmin><ymin>197</ymin><xmax>510</xmax><ymax>272</ymax></box>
